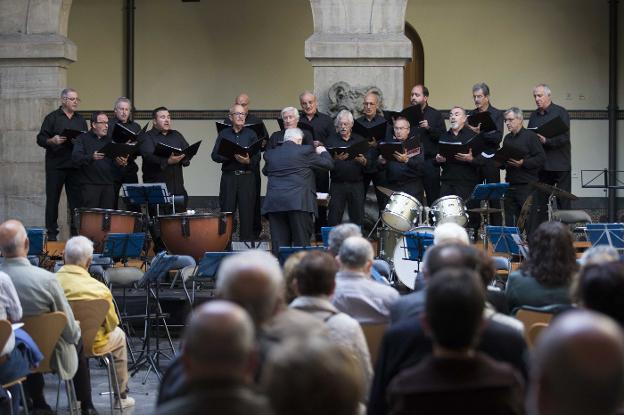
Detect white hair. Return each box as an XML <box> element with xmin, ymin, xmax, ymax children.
<box><xmin>433</xmin><ymin>223</ymin><xmax>470</xmax><ymax>245</ymax></box>
<box><xmin>534</xmin><ymin>83</ymin><xmax>552</xmax><ymax>96</ymax></box>
<box><xmin>64</xmin><ymin>235</ymin><xmax>94</xmax><ymax>266</ymax></box>
<box><xmin>338</xmin><ymin>236</ymin><xmax>374</xmax><ymax>269</ymax></box>
<box><xmin>328</xmin><ymin>223</ymin><xmax>362</xmax><ymax>255</ymax></box>
<box><xmin>114</xmin><ymin>96</ymin><xmax>132</xmax><ymax>110</ymax></box>
<box><xmin>284</xmin><ymin>128</ymin><xmax>304</xmax><ymax>143</ymax></box>
<box><xmin>334</xmin><ymin>109</ymin><xmax>354</xmax><ymax>130</ymax></box>
<box><xmin>580</xmin><ymin>245</ymin><xmax>620</xmax><ymax>266</ymax></box>
<box><xmin>280</xmin><ymin>106</ymin><xmax>300</xmax><ymax>121</ymax></box>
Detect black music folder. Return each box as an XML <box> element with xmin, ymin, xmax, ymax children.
<box><xmin>112</xmin><ymin>123</ymin><xmax>138</xmax><ymax>143</ymax></box>
<box><xmin>352</xmin><ymin>119</ymin><xmax>388</xmax><ymax>142</ymax></box>
<box><xmin>528</xmin><ymin>116</ymin><xmax>569</xmax><ymax>138</ymax></box>
<box><xmin>99</xmin><ymin>142</ymin><xmax>139</xmax><ymax>159</ymax></box>
<box><xmin>493</xmin><ymin>142</ymin><xmax>525</xmax><ymax>163</ymax></box>
<box><xmin>217</xmin><ymin>138</ymin><xmax>262</xmax><ymax>159</ymax></box>
<box><xmin>154</xmin><ymin>140</ymin><xmax>202</xmax><ymax>161</ymax></box>
<box><xmin>438</xmin><ymin>135</ymin><xmax>482</xmax><ymax>158</ymax></box>
<box><xmin>276</xmin><ymin>119</ymin><xmax>316</xmax><ymax>139</ymax></box>
<box><xmin>327</xmin><ymin>139</ymin><xmax>370</xmax><ymax>160</ymax></box>
<box><xmin>378</xmin><ymin>136</ymin><xmax>421</xmax><ymax>160</ymax></box>
<box><xmin>216</xmin><ymin>121</ymin><xmax>267</xmax><ymax>140</ymax></box>
<box><xmin>384</xmin><ymin>105</ymin><xmax>423</xmax><ymax>127</ymax></box>
<box><xmin>61</xmin><ymin>128</ymin><xmax>85</xmax><ymax>141</ymax></box>
<box><xmin>467</xmin><ymin>111</ymin><xmax>497</xmax><ymax>133</ymax></box>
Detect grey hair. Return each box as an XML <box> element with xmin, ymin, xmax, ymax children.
<box><xmin>450</xmin><ymin>106</ymin><xmax>467</xmax><ymax>116</ymax></box>
<box><xmin>328</xmin><ymin>223</ymin><xmax>362</xmax><ymax>255</ymax></box>
<box><xmin>284</xmin><ymin>128</ymin><xmax>303</xmax><ymax>143</ymax></box>
<box><xmin>281</xmin><ymin>106</ymin><xmax>300</xmax><ymax>121</ymax></box>
<box><xmin>504</xmin><ymin>107</ymin><xmax>524</xmax><ymax>121</ymax></box>
<box><xmin>114</xmin><ymin>96</ymin><xmax>132</xmax><ymax>110</ymax></box>
<box><xmin>64</xmin><ymin>236</ymin><xmax>94</xmax><ymax>265</ymax></box>
<box><xmin>580</xmin><ymin>245</ymin><xmax>621</xmax><ymax>266</ymax></box>
<box><xmin>338</xmin><ymin>236</ymin><xmax>374</xmax><ymax>269</ymax></box>
<box><xmin>0</xmin><ymin>222</ymin><xmax>27</xmax><ymax>257</ymax></box>
<box><xmin>334</xmin><ymin>109</ymin><xmax>354</xmax><ymax>130</ymax></box>
<box><xmin>299</xmin><ymin>90</ymin><xmax>316</xmax><ymax>101</ymax></box>
<box><xmin>433</xmin><ymin>223</ymin><xmax>470</xmax><ymax>245</ymax></box>
<box><xmin>60</xmin><ymin>88</ymin><xmax>77</xmax><ymax>98</ymax></box>
<box><xmin>472</xmin><ymin>82</ymin><xmax>490</xmax><ymax>96</ymax></box>
<box><xmin>534</xmin><ymin>83</ymin><xmax>552</xmax><ymax>96</ymax></box>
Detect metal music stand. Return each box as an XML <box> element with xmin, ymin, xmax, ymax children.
<box><xmin>471</xmin><ymin>183</ymin><xmax>509</xmax><ymax>249</ymax></box>
<box><xmin>486</xmin><ymin>226</ymin><xmax>522</xmax><ymax>257</ymax></box>
<box><xmin>101</xmin><ymin>232</ymin><xmax>146</xmax><ymax>264</ymax></box>
<box><xmin>392</xmin><ymin>231</ymin><xmax>434</xmax><ymax>290</ymax></box>
<box><xmin>585</xmin><ymin>223</ymin><xmax>624</xmax><ymax>251</ymax></box>
<box><xmin>122</xmin><ymin>183</ymin><xmax>174</xmax><ymax>218</ymax></box>
<box><xmin>26</xmin><ymin>227</ymin><xmax>47</xmax><ymax>266</ymax></box>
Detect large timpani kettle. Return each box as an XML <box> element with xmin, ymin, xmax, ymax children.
<box><xmin>158</xmin><ymin>212</ymin><xmax>233</xmax><ymax>261</ymax></box>
<box><xmin>76</xmin><ymin>208</ymin><xmax>142</xmax><ymax>253</ymax></box>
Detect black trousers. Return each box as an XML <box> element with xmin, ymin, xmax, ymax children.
<box><xmin>219</xmin><ymin>171</ymin><xmax>257</xmax><ymax>241</ymax></box>
<box><xmin>113</xmin><ymin>170</ymin><xmax>140</xmax><ymax>211</ymax></box>
<box><xmin>363</xmin><ymin>170</ymin><xmax>389</xmax><ymax>213</ymax></box>
<box><xmin>504</xmin><ymin>183</ymin><xmax>540</xmax><ymax>236</ymax></box>
<box><xmin>82</xmin><ymin>184</ymin><xmax>116</xmax><ymax>210</ymax></box>
<box><xmin>45</xmin><ymin>166</ymin><xmax>82</xmax><ymax>237</ymax></box>
<box><xmin>423</xmin><ymin>159</ymin><xmax>441</xmax><ymax>206</ymax></box>
<box><xmin>480</xmin><ymin>159</ymin><xmax>502</xmax><ymax>226</ymax></box>
<box><xmin>268</xmin><ymin>211</ymin><xmax>314</xmax><ymax>256</ymax></box>
<box><xmin>328</xmin><ymin>181</ymin><xmax>365</xmax><ymax>226</ymax></box>
<box><xmin>252</xmin><ymin>165</ymin><xmax>263</xmax><ymax>238</ymax></box>
<box><xmin>314</xmin><ymin>170</ymin><xmax>330</xmax><ymax>237</ymax></box>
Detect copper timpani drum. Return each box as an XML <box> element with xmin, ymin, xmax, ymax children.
<box><xmin>158</xmin><ymin>213</ymin><xmax>233</xmax><ymax>261</ymax></box>
<box><xmin>77</xmin><ymin>208</ymin><xmax>142</xmax><ymax>253</ymax></box>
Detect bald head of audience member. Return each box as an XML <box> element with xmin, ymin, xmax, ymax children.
<box><xmin>216</xmin><ymin>250</ymin><xmax>284</xmax><ymax>328</ymax></box>
<box><xmin>262</xmin><ymin>337</ymin><xmax>363</xmax><ymax>415</ymax></box>
<box><xmin>182</xmin><ymin>300</ymin><xmax>255</xmax><ymax>383</ymax></box>
<box><xmin>424</xmin><ymin>268</ymin><xmax>485</xmax><ymax>353</ymax></box>
<box><xmin>421</xmin><ymin>243</ymin><xmax>480</xmax><ymax>281</ymax></box>
<box><xmin>0</xmin><ymin>220</ymin><xmax>29</xmax><ymax>258</ymax></box>
<box><xmin>530</xmin><ymin>310</ymin><xmax>624</xmax><ymax>415</ymax></box>
<box><xmin>337</xmin><ymin>236</ymin><xmax>374</xmax><ymax>275</ymax></box>
<box><xmin>327</xmin><ymin>223</ymin><xmax>361</xmax><ymax>256</ymax></box>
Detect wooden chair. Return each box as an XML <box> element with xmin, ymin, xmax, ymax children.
<box><xmin>70</xmin><ymin>299</ymin><xmax>123</xmax><ymax>415</ymax></box>
<box><xmin>514</xmin><ymin>308</ymin><xmax>554</xmax><ymax>347</ymax></box>
<box><xmin>22</xmin><ymin>311</ymin><xmax>77</xmax><ymax>414</ymax></box>
<box><xmin>360</xmin><ymin>324</ymin><xmax>388</xmax><ymax>366</ymax></box>
<box><xmin>527</xmin><ymin>322</ymin><xmax>549</xmax><ymax>348</ymax></box>
<box><xmin>0</xmin><ymin>320</ymin><xmax>29</xmax><ymax>415</ymax></box>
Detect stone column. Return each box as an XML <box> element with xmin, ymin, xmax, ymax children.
<box><xmin>305</xmin><ymin>0</ymin><xmax>412</xmax><ymax>115</ymax></box>
<box><xmin>0</xmin><ymin>0</ymin><xmax>77</xmax><ymax>235</ymax></box>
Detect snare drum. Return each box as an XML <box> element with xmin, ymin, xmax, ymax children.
<box><xmin>158</xmin><ymin>213</ymin><xmax>233</xmax><ymax>261</ymax></box>
<box><xmin>382</xmin><ymin>192</ymin><xmax>422</xmax><ymax>232</ymax></box>
<box><xmin>429</xmin><ymin>195</ymin><xmax>468</xmax><ymax>226</ymax></box>
<box><xmin>77</xmin><ymin>208</ymin><xmax>142</xmax><ymax>253</ymax></box>
<box><xmin>393</xmin><ymin>226</ymin><xmax>435</xmax><ymax>290</ymax></box>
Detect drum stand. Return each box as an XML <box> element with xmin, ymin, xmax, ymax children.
<box><xmin>470</xmin><ymin>183</ymin><xmax>509</xmax><ymax>250</ymax></box>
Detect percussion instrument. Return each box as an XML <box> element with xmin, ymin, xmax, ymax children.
<box><xmin>381</xmin><ymin>192</ymin><xmax>423</xmax><ymax>232</ymax></box>
<box><xmin>77</xmin><ymin>208</ymin><xmax>142</xmax><ymax>253</ymax></box>
<box><xmin>392</xmin><ymin>226</ymin><xmax>435</xmax><ymax>290</ymax></box>
<box><xmin>158</xmin><ymin>213</ymin><xmax>233</xmax><ymax>261</ymax></box>
<box><xmin>531</xmin><ymin>182</ymin><xmax>578</xmax><ymax>200</ymax></box>
<box><xmin>429</xmin><ymin>195</ymin><xmax>468</xmax><ymax>226</ymax></box>
<box><xmin>377</xmin><ymin>226</ymin><xmax>402</xmax><ymax>264</ymax></box>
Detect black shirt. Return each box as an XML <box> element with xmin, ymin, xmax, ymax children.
<box><xmin>468</xmin><ymin>105</ymin><xmax>504</xmax><ymax>155</ymax></box>
<box><xmin>298</xmin><ymin>111</ymin><xmax>334</xmax><ymax>144</ymax></box>
<box><xmin>140</xmin><ymin>128</ymin><xmax>190</xmax><ymax>195</ymax></box>
<box><xmin>439</xmin><ymin>127</ymin><xmax>483</xmax><ymax>185</ymax></box>
<box><xmin>527</xmin><ymin>102</ymin><xmax>571</xmax><ymax>171</ymax></box>
<box><xmin>381</xmin><ymin>136</ymin><xmax>425</xmax><ymax>184</ymax></box>
<box><xmin>107</xmin><ymin>117</ymin><xmax>141</xmax><ymax>176</ymax></box>
<box><xmin>501</xmin><ymin>128</ymin><xmax>546</xmax><ymax>184</ymax></box>
<box><xmin>414</xmin><ymin>105</ymin><xmax>446</xmax><ymax>160</ymax></box>
<box><xmin>222</xmin><ymin>114</ymin><xmax>268</xmax><ymax>140</ymax></box>
<box><xmin>325</xmin><ymin>133</ymin><xmax>369</xmax><ymax>183</ymax></box>
<box><xmin>72</xmin><ymin>130</ymin><xmax>123</xmax><ymax>185</ymax></box>
<box><xmin>266</xmin><ymin>129</ymin><xmax>313</xmax><ymax>150</ymax></box>
<box><xmin>211</xmin><ymin>126</ymin><xmax>260</xmax><ymax>172</ymax></box>
<box><xmin>36</xmin><ymin>107</ymin><xmax>88</xmax><ymax>169</ymax></box>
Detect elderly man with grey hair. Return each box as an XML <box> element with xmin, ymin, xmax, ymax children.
<box><xmin>56</xmin><ymin>235</ymin><xmax>134</xmax><ymax>409</ymax></box>
<box><xmin>529</xmin><ymin>310</ymin><xmax>624</xmax><ymax>415</ymax></box>
<box><xmin>332</xmin><ymin>236</ymin><xmax>399</xmax><ymax>324</ymax></box>
<box><xmin>156</xmin><ymin>300</ymin><xmax>272</xmax><ymax>415</ymax></box>
<box><xmin>267</xmin><ymin>106</ymin><xmax>313</xmax><ymax>150</ymax></box>
<box><xmin>263</xmin><ymin>126</ymin><xmax>333</xmax><ymax>256</ymax></box>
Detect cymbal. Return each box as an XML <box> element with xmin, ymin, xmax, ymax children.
<box><xmin>531</xmin><ymin>182</ymin><xmax>579</xmax><ymax>200</ymax></box>
<box><xmin>468</xmin><ymin>207</ymin><xmax>503</xmax><ymax>214</ymax></box>
<box><xmin>376</xmin><ymin>186</ymin><xmax>396</xmax><ymax>197</ymax></box>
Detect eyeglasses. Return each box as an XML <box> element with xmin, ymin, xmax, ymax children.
<box><xmin>504</xmin><ymin>118</ymin><xmax>516</xmax><ymax>122</ymax></box>
<box><xmin>363</xmin><ymin>102</ymin><xmax>376</xmax><ymax>107</ymax></box>
<box><xmin>393</xmin><ymin>126</ymin><xmax>409</xmax><ymax>130</ymax></box>
<box><xmin>64</xmin><ymin>97</ymin><xmax>81</xmax><ymax>102</ymax></box>
<box><xmin>229</xmin><ymin>112</ymin><xmax>246</xmax><ymax>117</ymax></box>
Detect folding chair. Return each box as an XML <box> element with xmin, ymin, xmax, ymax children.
<box><xmin>360</xmin><ymin>324</ymin><xmax>388</xmax><ymax>366</ymax></box>
<box><xmin>180</xmin><ymin>252</ymin><xmax>236</xmax><ymax>305</ymax></box>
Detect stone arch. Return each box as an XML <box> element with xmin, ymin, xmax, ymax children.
<box><xmin>403</xmin><ymin>22</ymin><xmax>425</xmax><ymax>107</ymax></box>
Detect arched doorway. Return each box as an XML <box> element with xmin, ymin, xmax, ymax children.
<box><xmin>403</xmin><ymin>22</ymin><xmax>424</xmax><ymax>107</ymax></box>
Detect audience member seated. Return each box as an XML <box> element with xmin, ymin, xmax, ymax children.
<box><xmin>156</xmin><ymin>300</ymin><xmax>272</xmax><ymax>415</ymax></box>
<box><xmin>573</xmin><ymin>261</ymin><xmax>624</xmax><ymax>327</ymax></box>
<box><xmin>332</xmin><ymin>236</ymin><xmax>399</xmax><ymax>324</ymax></box>
<box><xmin>387</xmin><ymin>268</ymin><xmax>525</xmax><ymax>415</ymax></box>
<box><xmin>289</xmin><ymin>250</ymin><xmax>373</xmax><ymax>396</ymax></box>
<box><xmin>529</xmin><ymin>310</ymin><xmax>624</xmax><ymax>415</ymax></box>
<box><xmin>505</xmin><ymin>221</ymin><xmax>577</xmax><ymax>313</ymax></box>
<box><xmin>262</xmin><ymin>337</ymin><xmax>364</xmax><ymax>415</ymax></box>
<box><xmin>0</xmin><ymin>220</ymin><xmax>98</xmax><ymax>415</ymax></box>
<box><xmin>158</xmin><ymin>250</ymin><xmax>326</xmax><ymax>406</ymax></box>
<box><xmin>432</xmin><ymin>222</ymin><xmax>470</xmax><ymax>245</ymax></box>
<box><xmin>579</xmin><ymin>245</ymin><xmax>620</xmax><ymax>266</ymax></box>
<box><xmin>55</xmin><ymin>236</ymin><xmax>134</xmax><ymax>409</ymax></box>
<box><xmin>282</xmin><ymin>251</ymin><xmax>306</xmax><ymax>304</ymax></box>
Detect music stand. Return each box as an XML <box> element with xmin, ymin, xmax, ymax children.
<box><xmin>182</xmin><ymin>252</ymin><xmax>237</xmax><ymax>304</ymax></box>
<box><xmin>101</xmin><ymin>232</ymin><xmax>146</xmax><ymax>263</ymax></box>
<box><xmin>26</xmin><ymin>227</ymin><xmax>47</xmax><ymax>266</ymax></box>
<box><xmin>123</xmin><ymin>183</ymin><xmax>173</xmax><ymax>217</ymax></box>
<box><xmin>471</xmin><ymin>183</ymin><xmax>509</xmax><ymax>249</ymax></box>
<box><xmin>486</xmin><ymin>226</ymin><xmax>522</xmax><ymax>257</ymax></box>
<box><xmin>277</xmin><ymin>246</ymin><xmax>326</xmax><ymax>266</ymax></box>
<box><xmin>585</xmin><ymin>223</ymin><xmax>624</xmax><ymax>251</ymax></box>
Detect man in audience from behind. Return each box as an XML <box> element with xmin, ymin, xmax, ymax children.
<box><xmin>529</xmin><ymin>310</ymin><xmax>624</xmax><ymax>415</ymax></box>
<box><xmin>289</xmin><ymin>251</ymin><xmax>373</xmax><ymax>395</ymax></box>
<box><xmin>574</xmin><ymin>261</ymin><xmax>624</xmax><ymax>327</ymax></box>
<box><xmin>55</xmin><ymin>236</ymin><xmax>134</xmax><ymax>410</ymax></box>
<box><xmin>156</xmin><ymin>300</ymin><xmax>272</xmax><ymax>415</ymax></box>
<box><xmin>262</xmin><ymin>337</ymin><xmax>364</xmax><ymax>415</ymax></box>
<box><xmin>387</xmin><ymin>268</ymin><xmax>525</xmax><ymax>415</ymax></box>
<box><xmin>332</xmin><ymin>236</ymin><xmax>399</xmax><ymax>324</ymax></box>
<box><xmin>0</xmin><ymin>220</ymin><xmax>97</xmax><ymax>415</ymax></box>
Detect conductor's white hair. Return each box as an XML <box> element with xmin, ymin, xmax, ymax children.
<box><xmin>284</xmin><ymin>128</ymin><xmax>304</xmax><ymax>143</ymax></box>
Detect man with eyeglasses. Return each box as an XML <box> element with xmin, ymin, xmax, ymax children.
<box><xmin>211</xmin><ymin>104</ymin><xmax>260</xmax><ymax>242</ymax></box>
<box><xmin>377</xmin><ymin>117</ymin><xmax>425</xmax><ymax>203</ymax></box>
<box><xmin>36</xmin><ymin>88</ymin><xmax>88</xmax><ymax>240</ymax></box>
<box><xmin>72</xmin><ymin>111</ymin><xmax>129</xmax><ymax>209</ymax></box>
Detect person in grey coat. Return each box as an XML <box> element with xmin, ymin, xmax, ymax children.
<box><xmin>262</xmin><ymin>127</ymin><xmax>334</xmax><ymax>256</ymax></box>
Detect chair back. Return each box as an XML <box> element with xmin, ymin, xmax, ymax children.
<box><xmin>527</xmin><ymin>322</ymin><xmax>549</xmax><ymax>348</ymax></box>
<box><xmin>360</xmin><ymin>323</ymin><xmax>387</xmax><ymax>366</ymax></box>
<box><xmin>69</xmin><ymin>299</ymin><xmax>109</xmax><ymax>357</ymax></box>
<box><xmin>22</xmin><ymin>312</ymin><xmax>68</xmax><ymax>373</ymax></box>
<box><xmin>0</xmin><ymin>320</ymin><xmax>12</xmax><ymax>353</ymax></box>
<box><xmin>514</xmin><ymin>307</ymin><xmax>554</xmax><ymax>346</ymax></box>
